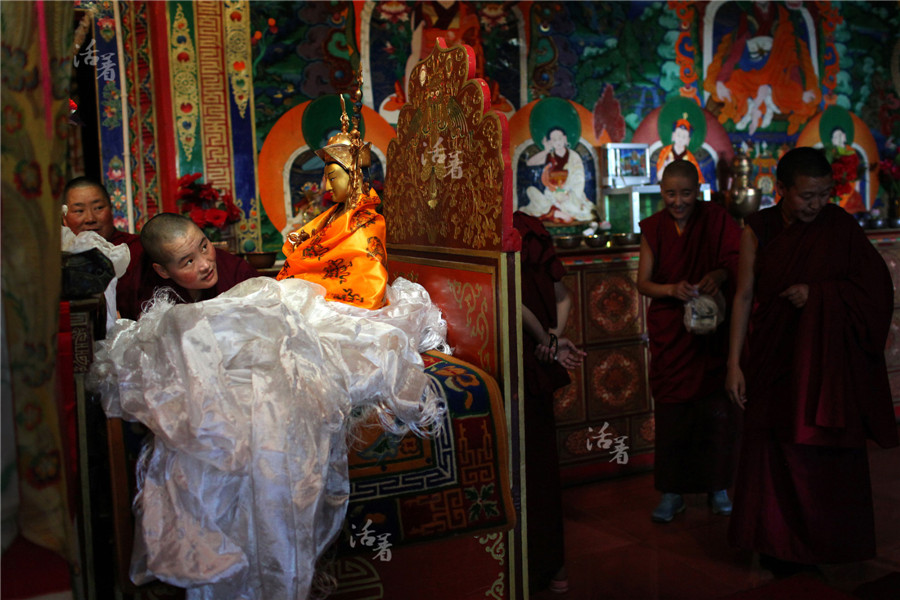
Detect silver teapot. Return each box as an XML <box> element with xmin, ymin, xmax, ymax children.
<box><xmin>725</xmin><ymin>150</ymin><xmax>761</xmax><ymax>222</ymax></box>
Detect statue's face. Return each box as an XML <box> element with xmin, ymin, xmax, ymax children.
<box><xmin>324</xmin><ymin>162</ymin><xmax>351</xmax><ymax>205</ymax></box>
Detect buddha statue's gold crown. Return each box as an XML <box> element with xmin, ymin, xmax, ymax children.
<box><xmin>315</xmin><ymin>72</ymin><xmax>371</xmax><ymax>184</ymax></box>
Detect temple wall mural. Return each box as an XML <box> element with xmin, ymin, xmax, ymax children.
<box><xmin>75</xmin><ymin>0</ymin><xmax>900</xmax><ymax>243</ymax></box>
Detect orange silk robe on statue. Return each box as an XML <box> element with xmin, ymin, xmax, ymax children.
<box><xmin>276</xmin><ymin>189</ymin><xmax>388</xmax><ymax>309</ymax></box>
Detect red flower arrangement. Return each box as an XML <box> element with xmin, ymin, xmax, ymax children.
<box><xmin>879</xmin><ymin>155</ymin><xmax>900</xmax><ymax>201</ymax></box>
<box><xmin>830</xmin><ymin>152</ymin><xmax>860</xmax><ymax>197</ymax></box>
<box><xmin>176</xmin><ymin>173</ymin><xmax>242</xmax><ymax>241</ymax></box>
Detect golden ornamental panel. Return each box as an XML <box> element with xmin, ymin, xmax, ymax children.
<box><xmin>170</xmin><ymin>3</ymin><xmax>199</xmax><ymax>162</ymax></box>
<box><xmin>385</xmin><ymin>41</ymin><xmax>509</xmax><ymax>252</ymax></box>
<box><xmin>223</xmin><ymin>0</ymin><xmax>251</xmax><ymax>119</ymax></box>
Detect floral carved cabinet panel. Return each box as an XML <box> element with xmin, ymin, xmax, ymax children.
<box><xmin>554</xmin><ymin>250</ymin><xmax>654</xmax><ymax>483</ymax></box>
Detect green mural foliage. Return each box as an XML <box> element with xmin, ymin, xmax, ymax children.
<box><xmin>540</xmin><ymin>1</ymin><xmax>671</xmax><ymax>141</ymax></box>
<box><xmin>831</xmin><ymin>0</ymin><xmax>900</xmax><ymax>139</ymax></box>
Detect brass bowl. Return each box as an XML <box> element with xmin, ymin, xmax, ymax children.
<box><xmin>584</xmin><ymin>233</ymin><xmax>610</xmax><ymax>248</ymax></box>
<box><xmin>611</xmin><ymin>232</ymin><xmax>640</xmax><ymax>246</ymax></box>
<box><xmin>239</xmin><ymin>251</ymin><xmax>278</xmax><ymax>269</ymax></box>
<box><xmin>554</xmin><ymin>235</ymin><xmax>583</xmax><ymax>249</ymax></box>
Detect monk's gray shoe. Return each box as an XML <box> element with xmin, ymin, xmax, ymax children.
<box><xmin>651</xmin><ymin>493</ymin><xmax>685</xmax><ymax>523</ymax></box>
<box><xmin>708</xmin><ymin>490</ymin><xmax>733</xmax><ymax>515</ymax></box>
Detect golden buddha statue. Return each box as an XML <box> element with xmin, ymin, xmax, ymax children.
<box><xmin>277</xmin><ymin>80</ymin><xmax>388</xmax><ymax>309</ymax></box>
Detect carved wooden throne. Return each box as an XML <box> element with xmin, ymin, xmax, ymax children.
<box><xmin>329</xmin><ymin>38</ymin><xmax>528</xmax><ymax>600</ymax></box>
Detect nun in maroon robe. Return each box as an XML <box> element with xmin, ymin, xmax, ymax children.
<box><xmin>728</xmin><ymin>199</ymin><xmax>898</xmax><ymax>565</ymax></box>
<box><xmin>639</xmin><ymin>194</ymin><xmax>742</xmax><ymax>502</ymax></box>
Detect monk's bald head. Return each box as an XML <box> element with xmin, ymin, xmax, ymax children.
<box><xmin>662</xmin><ymin>160</ymin><xmax>700</xmax><ymax>188</ymax></box>
<box><xmin>141</xmin><ymin>213</ymin><xmax>220</xmax><ymax>292</ymax></box>
<box><xmin>777</xmin><ymin>147</ymin><xmax>832</xmax><ymax>189</ymax></box>
<box><xmin>141</xmin><ymin>213</ymin><xmax>202</xmax><ymax>265</ymax></box>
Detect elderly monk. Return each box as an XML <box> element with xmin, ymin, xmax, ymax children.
<box><xmin>63</xmin><ymin>176</ymin><xmax>144</xmax><ymax>325</ymax></box>
<box><xmin>63</xmin><ymin>176</ymin><xmax>138</xmax><ymax>245</ymax></box>
<box><xmin>116</xmin><ymin>213</ymin><xmax>258</xmax><ymax>320</ymax></box>
<box><xmin>276</xmin><ymin>112</ymin><xmax>388</xmax><ymax>310</ymax></box>
<box><xmin>726</xmin><ymin>147</ymin><xmax>899</xmax><ymax>575</ymax></box>
<box><xmin>637</xmin><ymin>160</ymin><xmax>742</xmax><ymax>523</ymax></box>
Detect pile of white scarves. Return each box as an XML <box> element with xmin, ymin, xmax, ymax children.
<box><xmin>89</xmin><ymin>276</ymin><xmax>448</xmax><ymax>599</ymax></box>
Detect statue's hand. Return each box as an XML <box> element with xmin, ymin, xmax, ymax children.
<box><xmin>288</xmin><ymin>230</ymin><xmax>310</xmax><ymax>249</ymax></box>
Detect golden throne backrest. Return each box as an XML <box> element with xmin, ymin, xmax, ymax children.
<box><xmin>384</xmin><ymin>38</ymin><xmax>517</xmax><ymax>253</ymax></box>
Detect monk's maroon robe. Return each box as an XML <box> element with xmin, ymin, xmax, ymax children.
<box><xmin>640</xmin><ymin>201</ymin><xmax>742</xmax><ymax>492</ymax></box>
<box><xmin>642</xmin><ymin>201</ymin><xmax>741</xmax><ymax>403</ymax></box>
<box><xmin>729</xmin><ymin>203</ymin><xmax>899</xmax><ymax>563</ymax></box>
<box><xmin>514</xmin><ymin>211</ymin><xmax>569</xmax><ymax>593</ymax></box>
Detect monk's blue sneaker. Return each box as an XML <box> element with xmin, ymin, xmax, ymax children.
<box><xmin>708</xmin><ymin>490</ymin><xmax>733</xmax><ymax>515</ymax></box>
<box><xmin>651</xmin><ymin>493</ymin><xmax>685</xmax><ymax>523</ymax></box>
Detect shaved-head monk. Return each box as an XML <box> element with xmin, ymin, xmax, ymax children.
<box><xmin>116</xmin><ymin>213</ymin><xmax>258</xmax><ymax>320</ymax></box>
<box><xmin>637</xmin><ymin>160</ymin><xmax>742</xmax><ymax>524</ymax></box>
<box><xmin>63</xmin><ymin>176</ymin><xmax>137</xmax><ymax>245</ymax></box>
<box><xmin>726</xmin><ymin>146</ymin><xmax>899</xmax><ymax>575</ymax></box>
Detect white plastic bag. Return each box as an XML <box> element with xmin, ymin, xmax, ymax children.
<box><xmin>683</xmin><ymin>291</ymin><xmax>725</xmax><ymax>335</ymax></box>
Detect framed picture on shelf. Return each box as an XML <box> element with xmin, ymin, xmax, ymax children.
<box><xmin>601</xmin><ymin>143</ymin><xmax>650</xmax><ymax>187</ymax></box>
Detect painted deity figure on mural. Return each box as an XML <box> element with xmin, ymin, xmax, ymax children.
<box><xmin>384</xmin><ymin>0</ymin><xmax>512</xmax><ymax>114</ymax></box>
<box><xmin>704</xmin><ymin>1</ymin><xmax>820</xmax><ymax>135</ymax></box>
<box><xmin>656</xmin><ymin>115</ymin><xmax>705</xmax><ymax>184</ymax></box>
<box><xmin>522</xmin><ymin>127</ymin><xmax>596</xmax><ymax>224</ymax></box>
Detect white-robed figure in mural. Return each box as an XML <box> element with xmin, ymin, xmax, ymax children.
<box><xmin>522</xmin><ymin>127</ymin><xmax>596</xmax><ymax>224</ymax></box>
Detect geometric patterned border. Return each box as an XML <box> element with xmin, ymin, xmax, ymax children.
<box><xmin>343</xmin><ymin>350</ymin><xmax>514</xmax><ymax>550</ymax></box>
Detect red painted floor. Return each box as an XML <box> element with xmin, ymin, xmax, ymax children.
<box><xmin>3</xmin><ymin>431</ymin><xmax>899</xmax><ymax>600</ymax></box>
<box><xmin>533</xmin><ymin>434</ymin><xmax>900</xmax><ymax>600</ymax></box>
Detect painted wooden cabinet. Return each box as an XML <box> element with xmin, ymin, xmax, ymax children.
<box><xmin>552</xmin><ymin>245</ymin><xmax>655</xmax><ymax>485</ymax></box>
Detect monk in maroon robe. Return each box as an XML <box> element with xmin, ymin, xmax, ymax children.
<box><xmin>116</xmin><ymin>213</ymin><xmax>258</xmax><ymax>321</ymax></box>
<box><xmin>638</xmin><ymin>160</ymin><xmax>742</xmax><ymax>523</ymax></box>
<box><xmin>727</xmin><ymin>147</ymin><xmax>898</xmax><ymax>570</ymax></box>
<box><xmin>514</xmin><ymin>211</ymin><xmax>584</xmax><ymax>594</ymax></box>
